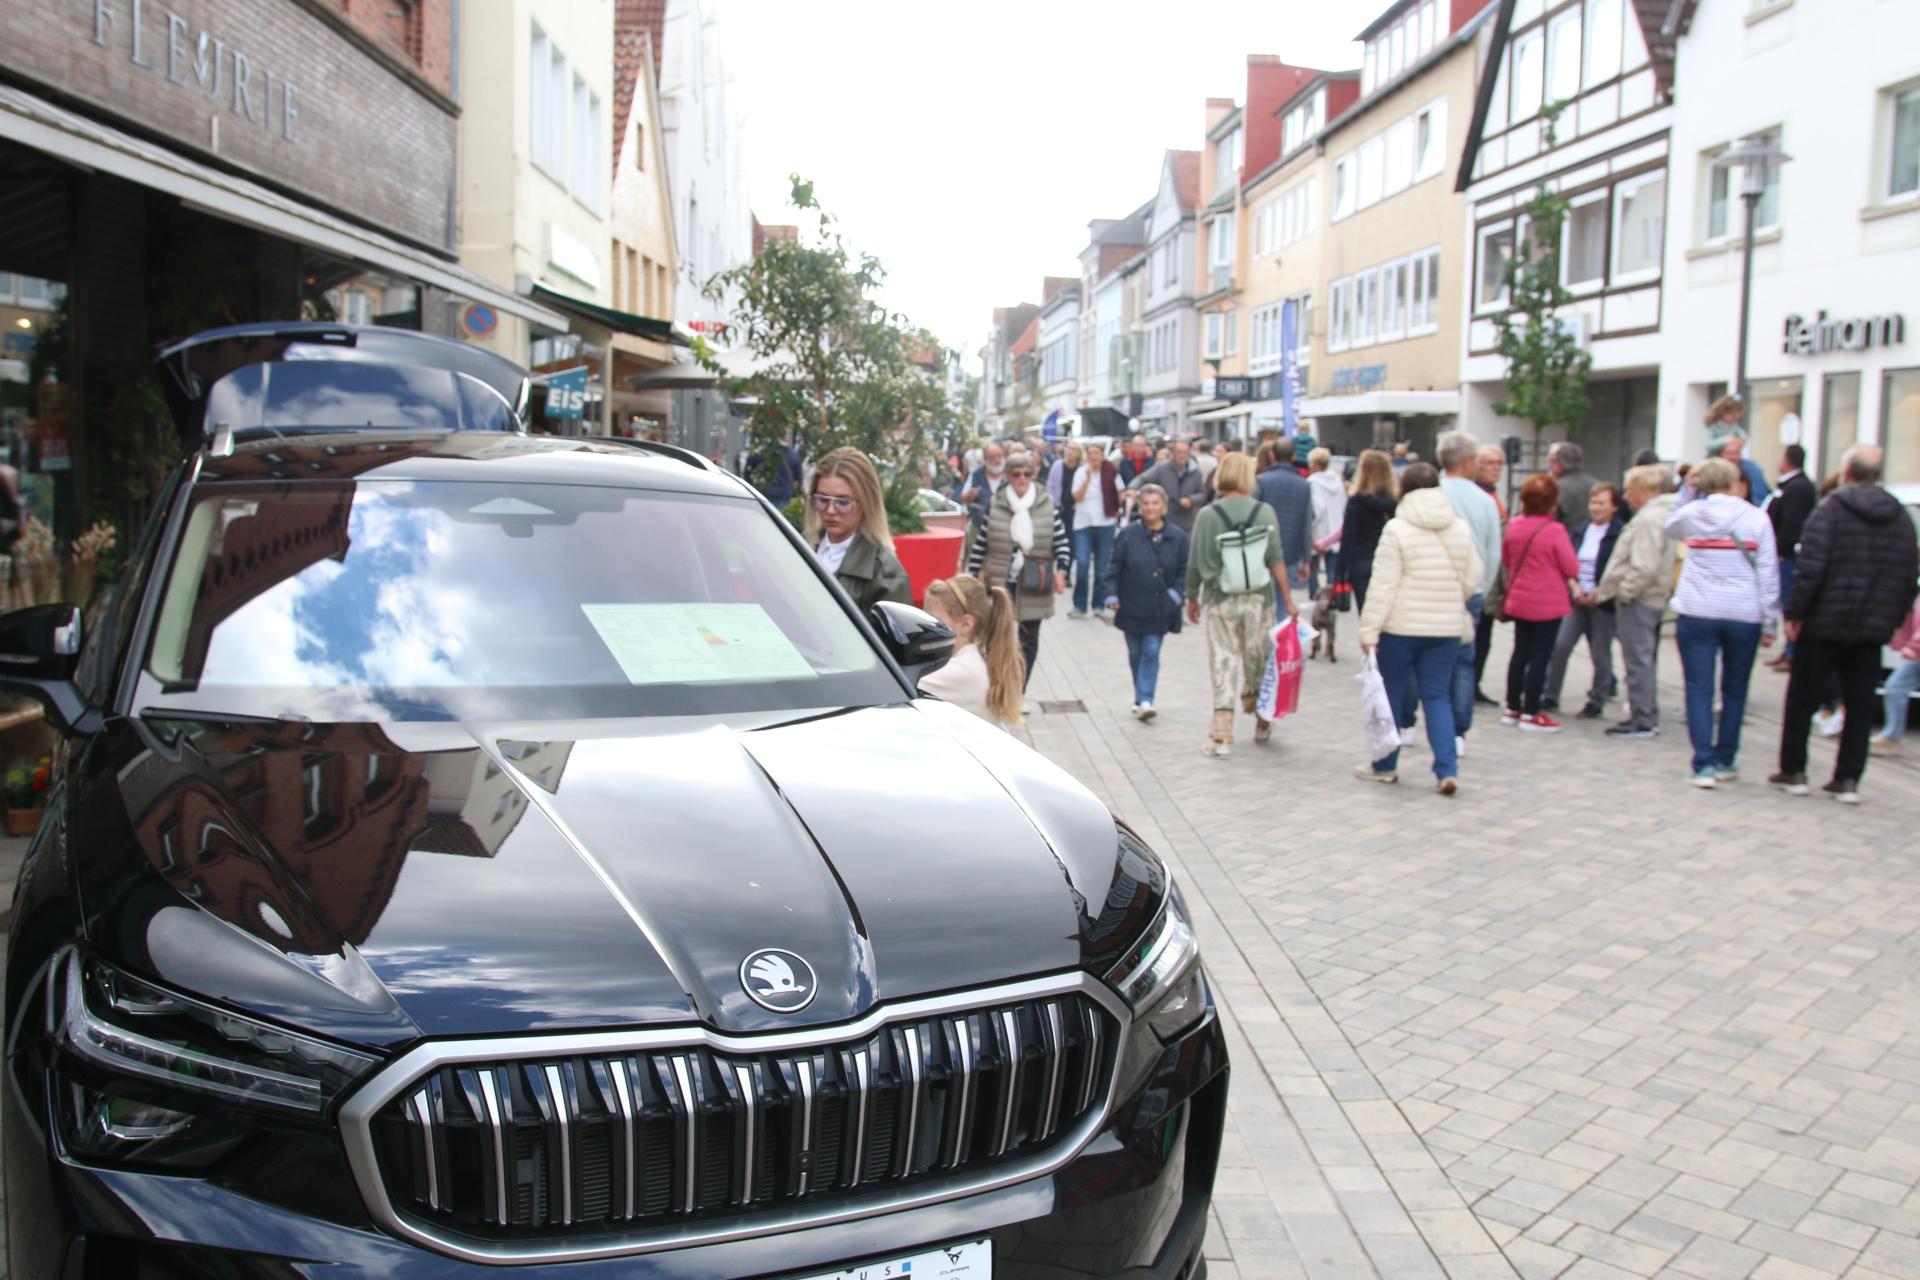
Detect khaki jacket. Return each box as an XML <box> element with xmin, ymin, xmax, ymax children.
<box><xmin>1594</xmin><ymin>493</ymin><xmax>1677</xmax><ymax>610</ymax></box>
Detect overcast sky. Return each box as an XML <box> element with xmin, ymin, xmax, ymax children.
<box><xmin>722</xmin><ymin>0</ymin><xmax>1369</xmax><ymax>361</ymax></box>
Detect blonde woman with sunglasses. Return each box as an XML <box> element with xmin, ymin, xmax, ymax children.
<box><xmin>806</xmin><ymin>448</ymin><xmax>910</xmax><ymax>614</ymax></box>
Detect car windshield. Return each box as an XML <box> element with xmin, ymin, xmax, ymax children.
<box><xmin>134</xmin><ymin>480</ymin><xmax>903</xmax><ymax>722</ymax></box>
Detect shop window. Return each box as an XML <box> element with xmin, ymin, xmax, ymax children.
<box><xmin>1611</xmin><ymin>173</ymin><xmax>1665</xmax><ymax>284</ymax></box>
<box><xmin>1747</xmin><ymin>377</ymin><xmax>1803</xmax><ymax>483</ymax></box>
<box><xmin>1819</xmin><ymin>372</ymin><xmax>1859</xmax><ymax>484</ymax></box>
<box><xmin>1562</xmin><ymin>190</ymin><xmax>1608</xmax><ymax>289</ymax></box>
<box><xmin>1886</xmin><ymin>368</ymin><xmax>1920</xmax><ymax>487</ymax></box>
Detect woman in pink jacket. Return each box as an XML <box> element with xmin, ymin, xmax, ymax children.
<box><xmin>1501</xmin><ymin>474</ymin><xmax>1580</xmax><ymax>731</ymax></box>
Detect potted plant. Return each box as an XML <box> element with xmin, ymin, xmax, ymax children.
<box><xmin>4</xmin><ymin>756</ymin><xmax>50</xmax><ymax>836</ymax></box>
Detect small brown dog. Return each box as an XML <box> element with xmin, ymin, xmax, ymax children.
<box><xmin>1309</xmin><ymin>585</ymin><xmax>1337</xmax><ymax>661</ymax></box>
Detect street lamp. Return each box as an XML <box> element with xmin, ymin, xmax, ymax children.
<box><xmin>1713</xmin><ymin>133</ymin><xmax>1791</xmax><ymax>422</ymax></box>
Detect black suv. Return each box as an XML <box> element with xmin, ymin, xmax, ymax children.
<box><xmin>3</xmin><ymin>326</ymin><xmax>1227</xmax><ymax>1278</ymax></box>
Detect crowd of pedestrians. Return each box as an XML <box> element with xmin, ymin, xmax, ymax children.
<box><xmin>774</xmin><ymin>412</ymin><xmax>1916</xmax><ymax>805</ymax></box>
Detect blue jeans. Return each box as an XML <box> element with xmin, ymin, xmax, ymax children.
<box><xmin>1884</xmin><ymin>658</ymin><xmax>1920</xmax><ymax>738</ymax></box>
<box><xmin>1072</xmin><ymin>524</ymin><xmax>1116</xmax><ymax>613</ymax></box>
<box><xmin>1374</xmin><ymin>632</ymin><xmax>1461</xmax><ymax>779</ymax></box>
<box><xmin>1125</xmin><ymin>632</ymin><xmax>1164</xmax><ymax>704</ymax></box>
<box><xmin>1453</xmin><ymin>595</ymin><xmax>1484</xmax><ymax>736</ymax></box>
<box><xmin>1675</xmin><ymin>614</ymin><xmax>1763</xmax><ymax>773</ymax></box>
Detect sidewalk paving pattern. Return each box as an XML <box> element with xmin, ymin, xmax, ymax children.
<box><xmin>0</xmin><ymin>620</ymin><xmax>1912</xmax><ymax>1278</ymax></box>
<box><xmin>1014</xmin><ymin>612</ymin><xmax>1920</xmax><ymax>1280</ymax></box>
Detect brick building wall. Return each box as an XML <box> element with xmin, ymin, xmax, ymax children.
<box><xmin>1</xmin><ymin>0</ymin><xmax>458</xmax><ymax>251</ymax></box>
<box><xmin>329</xmin><ymin>0</ymin><xmax>455</xmax><ymax>99</ymax></box>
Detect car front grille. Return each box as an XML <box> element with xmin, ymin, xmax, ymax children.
<box><xmin>366</xmin><ymin>992</ymin><xmax>1118</xmax><ymax>1244</ymax></box>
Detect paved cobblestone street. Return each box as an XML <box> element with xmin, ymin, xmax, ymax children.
<box><xmin>1015</xmin><ymin>609</ymin><xmax>1920</xmax><ymax>1280</ymax></box>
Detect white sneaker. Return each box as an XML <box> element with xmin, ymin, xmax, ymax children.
<box><xmin>1130</xmin><ymin>702</ymin><xmax>1141</xmax><ymax>718</ymax></box>
<box><xmin>1137</xmin><ymin>702</ymin><xmax>1157</xmax><ymax>722</ymax></box>
<box><xmin>1455</xmin><ymin>736</ymin><xmax>1467</xmax><ymax>758</ymax></box>
<box><xmin>1398</xmin><ymin>729</ymin><xmax>1415</xmax><ymax>748</ymax></box>
<box><xmin>1814</xmin><ymin>708</ymin><xmax>1845</xmax><ymax>738</ymax></box>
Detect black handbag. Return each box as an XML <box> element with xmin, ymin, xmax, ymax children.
<box><xmin>1015</xmin><ymin>552</ymin><xmax>1049</xmax><ymax>594</ymax></box>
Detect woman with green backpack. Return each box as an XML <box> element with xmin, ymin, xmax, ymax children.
<box><xmin>1185</xmin><ymin>451</ymin><xmax>1300</xmax><ymax>758</ymax></box>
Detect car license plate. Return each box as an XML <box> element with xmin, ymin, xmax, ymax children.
<box><xmin>798</xmin><ymin>1238</ymin><xmax>991</xmax><ymax>1280</ymax></box>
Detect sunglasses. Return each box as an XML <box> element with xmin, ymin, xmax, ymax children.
<box><xmin>1007</xmin><ymin>468</ymin><xmax>1035</xmax><ymax>478</ymax></box>
<box><xmin>810</xmin><ymin>494</ymin><xmax>857</xmax><ymax>513</ymax></box>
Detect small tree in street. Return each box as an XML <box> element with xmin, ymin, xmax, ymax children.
<box><xmin>700</xmin><ymin>176</ymin><xmax>959</xmax><ymax>531</ymax></box>
<box><xmin>1492</xmin><ymin>105</ymin><xmax>1592</xmax><ymax>464</ymax></box>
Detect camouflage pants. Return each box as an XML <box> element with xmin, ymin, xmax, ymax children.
<box><xmin>1204</xmin><ymin>592</ymin><xmax>1274</xmax><ymax>715</ymax></box>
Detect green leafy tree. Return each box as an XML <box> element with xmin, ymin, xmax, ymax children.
<box><xmin>1492</xmin><ymin>104</ymin><xmax>1592</xmax><ymax>463</ymax></box>
<box><xmin>700</xmin><ymin>177</ymin><xmax>961</xmax><ymax>532</ymax></box>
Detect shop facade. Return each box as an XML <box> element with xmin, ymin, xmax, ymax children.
<box><xmin>0</xmin><ymin>0</ymin><xmax>559</xmax><ymax>547</ymax></box>
<box><xmin>1653</xmin><ymin>0</ymin><xmax>1920</xmax><ymax>485</ymax></box>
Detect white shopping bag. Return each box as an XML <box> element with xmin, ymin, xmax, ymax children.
<box><xmin>1356</xmin><ymin>653</ymin><xmax>1400</xmax><ymax>762</ymax></box>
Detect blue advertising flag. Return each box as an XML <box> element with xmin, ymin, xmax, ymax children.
<box><xmin>545</xmin><ymin>366</ymin><xmax>590</xmax><ymax>420</ymax></box>
<box><xmin>1280</xmin><ymin>301</ymin><xmax>1300</xmax><ymax>437</ymax></box>
<box><xmin>1041</xmin><ymin>410</ymin><xmax>1060</xmax><ymax>441</ymax></box>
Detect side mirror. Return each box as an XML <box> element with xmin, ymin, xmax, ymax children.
<box><xmin>0</xmin><ymin>604</ymin><xmax>95</xmax><ymax>733</ymax></box>
<box><xmin>868</xmin><ymin>601</ymin><xmax>955</xmax><ymax>689</ymax></box>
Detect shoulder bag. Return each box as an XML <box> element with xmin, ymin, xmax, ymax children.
<box><xmin>1485</xmin><ymin>521</ymin><xmax>1546</xmax><ymax>623</ymax></box>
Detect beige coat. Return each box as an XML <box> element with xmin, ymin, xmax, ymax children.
<box><xmin>1358</xmin><ymin>487</ymin><xmax>1483</xmax><ymax>646</ymax></box>
<box><xmin>1594</xmin><ymin>493</ymin><xmax>1678</xmax><ymax>609</ymax></box>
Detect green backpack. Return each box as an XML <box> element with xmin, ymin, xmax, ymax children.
<box><xmin>1214</xmin><ymin>504</ymin><xmax>1271</xmax><ymax>595</ymax></box>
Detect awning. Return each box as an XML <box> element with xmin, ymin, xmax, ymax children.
<box><xmin>0</xmin><ymin>84</ymin><xmax>566</xmax><ymax>331</ymax></box>
<box><xmin>626</xmin><ymin>345</ymin><xmax>784</xmax><ymax>391</ymax></box>
<box><xmin>1299</xmin><ymin>390</ymin><xmax>1461</xmax><ymax>418</ymax></box>
<box><xmin>1194</xmin><ymin>399</ymin><xmax>1288</xmax><ymax>423</ymax></box>
<box><xmin>526</xmin><ymin>283</ymin><xmax>687</xmax><ymax>345</ymax></box>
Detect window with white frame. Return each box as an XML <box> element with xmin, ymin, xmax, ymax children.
<box><xmin>1408</xmin><ymin>249</ymin><xmax>1440</xmax><ymax>333</ymax></box>
<box><xmin>1545</xmin><ymin>7</ymin><xmax>1582</xmax><ymax>107</ymax></box>
<box><xmin>1327</xmin><ymin>278</ymin><xmax>1352</xmax><ymax>352</ymax></box>
<box><xmin>1509</xmin><ymin>25</ymin><xmax>1545</xmax><ymax>124</ymax></box>
<box><xmin>1209</xmin><ymin>214</ymin><xmax>1234</xmax><ymax>269</ymax></box>
<box><xmin>1215</xmin><ymin>127</ymin><xmax>1243</xmax><ymax>195</ymax></box>
<box><xmin>1163</xmin><ymin>240</ymin><xmax>1179</xmax><ymax>287</ymax></box>
<box><xmin>1563</xmin><ymin>189</ymin><xmax>1608</xmax><ymax>288</ymax></box>
<box><xmin>1287</xmin><ymin>292</ymin><xmax>1312</xmax><ymax>366</ymax></box>
<box><xmin>1250</xmin><ymin>301</ymin><xmax>1279</xmax><ymax>371</ymax></box>
<box><xmin>1357</xmin><ymin>136</ymin><xmax>1385</xmax><ymax>209</ymax></box>
<box><xmin>1331</xmin><ymin>99</ymin><xmax>1447</xmax><ymax>221</ymax></box>
<box><xmin>1364</xmin><ymin>0</ymin><xmax>1442</xmax><ymax>97</ymax></box>
<box><xmin>1612</xmin><ymin>172</ymin><xmax>1666</xmax><ymax>283</ymax></box>
<box><xmin>1583</xmin><ymin>0</ymin><xmax>1623</xmax><ymax>88</ymax></box>
<box><xmin>1281</xmin><ymin>88</ymin><xmax>1328</xmax><ymax>155</ymax></box>
<box><xmin>530</xmin><ymin>25</ymin><xmax>558</xmax><ymax>177</ymax></box>
<box><xmin>1702</xmin><ymin>129</ymin><xmax>1781</xmax><ymax>243</ymax></box>
<box><xmin>1476</xmin><ymin>221</ymin><xmax>1516</xmax><ymax>310</ymax></box>
<box><xmin>1353</xmin><ymin>270</ymin><xmax>1378</xmax><ymax>346</ymax></box>
<box><xmin>1379</xmin><ymin>259</ymin><xmax>1409</xmax><ymax>341</ymax></box>
<box><xmin>1253</xmin><ymin>202</ymin><xmax>1275</xmax><ymax>257</ymax></box>
<box><xmin>1205</xmin><ymin>311</ymin><xmax>1223</xmax><ymax>359</ymax></box>
<box><xmin>570</xmin><ymin>77</ymin><xmax>603</xmax><ymax>210</ymax></box>
<box><xmin>1883</xmin><ymin>83</ymin><xmax>1918</xmax><ymax>202</ymax></box>
<box><xmin>1226</xmin><ymin>307</ymin><xmax>1239</xmax><ymax>356</ymax></box>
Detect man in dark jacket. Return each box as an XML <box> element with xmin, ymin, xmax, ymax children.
<box><xmin>1130</xmin><ymin>439</ymin><xmax>1211</xmax><ymax>534</ymax></box>
<box><xmin>1765</xmin><ymin>444</ymin><xmax>1819</xmax><ymax>670</ymax></box>
<box><xmin>1253</xmin><ymin>437</ymin><xmax>1313</xmax><ymax>592</ymax></box>
<box><xmin>1771</xmin><ymin>445</ymin><xmax>1920</xmax><ymax>802</ymax></box>
<box><xmin>1548</xmin><ymin>441</ymin><xmax>1594</xmax><ymax>528</ymax></box>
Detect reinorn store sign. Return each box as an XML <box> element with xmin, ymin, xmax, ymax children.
<box><xmin>3</xmin><ymin>0</ymin><xmax>458</xmax><ymax>252</ymax></box>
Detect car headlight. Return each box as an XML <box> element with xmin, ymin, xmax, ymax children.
<box><xmin>48</xmin><ymin>948</ymin><xmax>378</xmax><ymax>1168</ymax></box>
<box><xmin>1106</xmin><ymin>886</ymin><xmax>1208</xmax><ymax>1043</ymax></box>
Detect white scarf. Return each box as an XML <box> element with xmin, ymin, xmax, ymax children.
<box><xmin>1005</xmin><ymin>480</ymin><xmax>1038</xmax><ymax>554</ymax></box>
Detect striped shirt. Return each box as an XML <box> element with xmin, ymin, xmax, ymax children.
<box><xmin>1663</xmin><ymin>489</ymin><xmax>1781</xmax><ymax>631</ymax></box>
<box><xmin>967</xmin><ymin>510</ymin><xmax>1071</xmax><ymax>578</ymax></box>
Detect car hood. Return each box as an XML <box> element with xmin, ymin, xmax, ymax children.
<box><xmin>82</xmin><ymin>702</ymin><xmax>1145</xmax><ymax>1049</ymax></box>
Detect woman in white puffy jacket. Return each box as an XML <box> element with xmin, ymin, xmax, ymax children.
<box><xmin>1355</xmin><ymin>463</ymin><xmax>1483</xmax><ymax>794</ymax></box>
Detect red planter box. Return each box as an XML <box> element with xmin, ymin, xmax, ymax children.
<box><xmin>892</xmin><ymin>528</ymin><xmax>965</xmax><ymax>605</ymax></box>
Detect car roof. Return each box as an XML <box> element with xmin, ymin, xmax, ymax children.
<box><xmin>193</xmin><ymin>430</ymin><xmax>754</xmax><ymax>500</ymax></box>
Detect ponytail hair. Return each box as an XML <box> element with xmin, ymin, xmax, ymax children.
<box><xmin>926</xmin><ymin>574</ymin><xmax>1026</xmax><ymax>725</ymax></box>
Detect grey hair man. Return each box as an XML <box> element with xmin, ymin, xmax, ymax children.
<box><xmin>1436</xmin><ymin>431</ymin><xmax>1500</xmax><ymax>749</ymax></box>
<box><xmin>1772</xmin><ymin>444</ymin><xmax>1919</xmax><ymax>801</ymax></box>
<box><xmin>1547</xmin><ymin>440</ymin><xmax>1593</xmax><ymax>527</ymax></box>
<box><xmin>1595</xmin><ymin>464</ymin><xmax>1680</xmax><ymax>738</ymax></box>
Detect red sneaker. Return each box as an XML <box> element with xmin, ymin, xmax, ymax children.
<box><xmin>1519</xmin><ymin>712</ymin><xmax>1563</xmax><ymax>733</ymax></box>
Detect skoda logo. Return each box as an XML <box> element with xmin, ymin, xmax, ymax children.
<box><xmin>740</xmin><ymin>949</ymin><xmax>816</xmax><ymax>1013</ymax></box>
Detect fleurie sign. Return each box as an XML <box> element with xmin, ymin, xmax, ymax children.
<box><xmin>1781</xmin><ymin>311</ymin><xmax>1906</xmax><ymax>356</ymax></box>
<box><xmin>5</xmin><ymin>0</ymin><xmax>460</xmax><ymax>252</ymax></box>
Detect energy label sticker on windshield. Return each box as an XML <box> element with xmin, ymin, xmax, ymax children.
<box><xmin>582</xmin><ymin>603</ymin><xmax>815</xmax><ymax>685</ymax></box>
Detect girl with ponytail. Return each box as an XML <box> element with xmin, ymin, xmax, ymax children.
<box><xmin>919</xmin><ymin>574</ymin><xmax>1025</xmax><ymax>726</ymax></box>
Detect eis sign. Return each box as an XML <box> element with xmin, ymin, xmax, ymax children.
<box><xmin>545</xmin><ymin>367</ymin><xmax>590</xmax><ymax>420</ymax></box>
